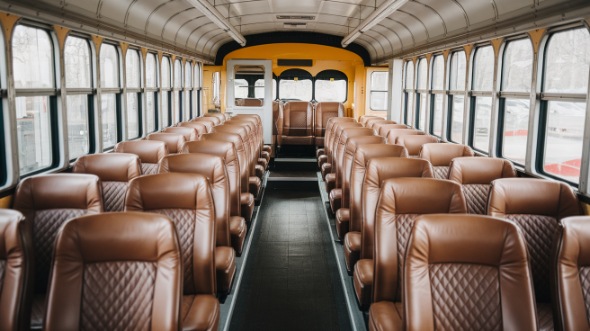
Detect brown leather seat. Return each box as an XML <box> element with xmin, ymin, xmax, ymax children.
<box><xmin>201</xmin><ymin>132</ymin><xmax>255</xmax><ymax>224</ymax></box>
<box><xmin>114</xmin><ymin>140</ymin><xmax>167</xmax><ymax>175</ymax></box>
<box><xmin>343</xmin><ymin>144</ymin><xmax>408</xmax><ymax>273</ymax></box>
<box><xmin>314</xmin><ymin>102</ymin><xmax>344</xmax><ymax>147</ymax></box>
<box><xmin>317</xmin><ymin>117</ymin><xmax>355</xmax><ymax>166</ymax></box>
<box><xmin>374</xmin><ymin>124</ymin><xmax>407</xmax><ymax>138</ymax></box>
<box><xmin>13</xmin><ymin>174</ymin><xmax>103</xmax><ymax>329</ymax></box>
<box><xmin>147</xmin><ymin>132</ymin><xmax>186</xmax><ymax>154</ymax></box>
<box><xmin>190</xmin><ymin>117</ymin><xmax>215</xmax><ymax>133</ymax></box>
<box><xmin>396</xmin><ymin>134</ymin><xmax>439</xmax><ymax>157</ymax></box>
<box><xmin>183</xmin><ymin>140</ymin><xmax>247</xmax><ymax>254</ymax></box>
<box><xmin>278</xmin><ymin>101</ymin><xmax>314</xmax><ymax>145</ymax></box>
<box><xmin>43</xmin><ymin>212</ymin><xmax>186</xmax><ymax>331</ymax></box>
<box><xmin>179</xmin><ymin>121</ymin><xmax>208</xmax><ymax>138</ymax></box>
<box><xmin>164</xmin><ymin>126</ymin><xmax>200</xmax><ymax>141</ymax></box>
<box><xmin>553</xmin><ymin>216</ymin><xmax>590</xmax><ymax>331</ymax></box>
<box><xmin>329</xmin><ymin>127</ymin><xmax>374</xmax><ymax>213</ymax></box>
<box><xmin>159</xmin><ymin>154</ymin><xmax>237</xmax><ymax>295</ymax></box>
<box><xmin>228</xmin><ymin>117</ymin><xmax>268</xmax><ymax>172</ymax></box>
<box><xmin>204</xmin><ymin>112</ymin><xmax>225</xmax><ymax>124</ymax></box>
<box><xmin>448</xmin><ymin>157</ymin><xmax>516</xmax><ymax>214</ymax></box>
<box><xmin>489</xmin><ymin>178</ymin><xmax>581</xmax><ymax>331</ymax></box>
<box><xmin>354</xmin><ymin>175</ymin><xmax>464</xmax><ymax>310</ymax></box>
<box><xmin>72</xmin><ymin>153</ymin><xmax>142</xmax><ymax>212</ymax></box>
<box><xmin>385</xmin><ymin>128</ymin><xmax>424</xmax><ymax>145</ymax></box>
<box><xmin>202</xmin><ymin>114</ymin><xmax>221</xmax><ymax>125</ymax></box>
<box><xmin>324</xmin><ymin>121</ymin><xmax>362</xmax><ymax>193</ymax></box>
<box><xmin>369</xmin><ymin>214</ymin><xmax>537</xmax><ymax>331</ymax></box>
<box><xmin>359</xmin><ymin>115</ymin><xmax>383</xmax><ymax>127</ymax></box>
<box><xmin>0</xmin><ymin>209</ymin><xmax>32</xmax><ymax>331</ymax></box>
<box><xmin>271</xmin><ymin>101</ymin><xmax>282</xmax><ymax>157</ymax></box>
<box><xmin>335</xmin><ymin>135</ymin><xmax>386</xmax><ymax>240</ymax></box>
<box><xmin>419</xmin><ymin>143</ymin><xmax>474</xmax><ymax>179</ymax></box>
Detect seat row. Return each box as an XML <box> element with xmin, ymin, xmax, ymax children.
<box><xmin>319</xmin><ymin>114</ymin><xmax>587</xmax><ymax>330</ymax></box>
<box><xmin>0</xmin><ymin>112</ymin><xmax>265</xmax><ymax>330</ymax></box>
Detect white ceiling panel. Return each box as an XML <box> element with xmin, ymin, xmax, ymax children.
<box><xmin>318</xmin><ymin>1</ymin><xmax>357</xmax><ymax>17</ymax></box>
<box><xmin>98</xmin><ymin>0</ymin><xmax>135</xmax><ymax>24</ymax></box>
<box><xmin>64</xmin><ymin>0</ymin><xmax>101</xmax><ymax>16</ymax></box>
<box><xmin>271</xmin><ymin>0</ymin><xmax>320</xmax><ymax>13</ymax></box>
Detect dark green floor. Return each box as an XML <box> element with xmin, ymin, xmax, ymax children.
<box><xmin>229</xmin><ymin>181</ymin><xmax>351</xmax><ymax>331</ymax></box>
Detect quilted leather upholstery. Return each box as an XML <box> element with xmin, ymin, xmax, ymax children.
<box><xmin>34</xmin><ymin>209</ymin><xmax>86</xmax><ymax>292</ymax></box>
<box><xmin>395</xmin><ymin>214</ymin><xmax>419</xmax><ymax>301</ymax></box>
<box><xmin>430</xmin><ymin>263</ymin><xmax>501</xmax><ymax>331</ymax></box>
<box><xmin>580</xmin><ymin>267</ymin><xmax>590</xmax><ymax>322</ymax></box>
<box><xmin>463</xmin><ymin>184</ymin><xmax>490</xmax><ymax>215</ymax></box>
<box><xmin>0</xmin><ymin>260</ymin><xmax>4</xmax><ymax>292</ymax></box>
<box><xmin>433</xmin><ymin>166</ymin><xmax>449</xmax><ymax>179</ymax></box>
<box><xmin>81</xmin><ymin>262</ymin><xmax>157</xmax><ymax>331</ymax></box>
<box><xmin>508</xmin><ymin>214</ymin><xmax>558</xmax><ymax>302</ymax></box>
<box><xmin>537</xmin><ymin>303</ymin><xmax>554</xmax><ymax>331</ymax></box>
<box><xmin>153</xmin><ymin>209</ymin><xmax>196</xmax><ymax>294</ymax></box>
<box><xmin>103</xmin><ymin>181</ymin><xmax>127</xmax><ymax>212</ymax></box>
<box><xmin>142</xmin><ymin>163</ymin><xmax>159</xmax><ymax>175</ymax></box>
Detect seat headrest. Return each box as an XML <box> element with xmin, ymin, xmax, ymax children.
<box><xmin>378</xmin><ymin>178</ymin><xmax>466</xmax><ymax>214</ymax></box>
<box><xmin>73</xmin><ymin>153</ymin><xmax>141</xmax><ymax>182</ymax></box>
<box><xmin>114</xmin><ymin>140</ymin><xmax>167</xmax><ymax>164</ymax></box>
<box><xmin>419</xmin><ymin>143</ymin><xmax>474</xmax><ymax>166</ymax></box>
<box><xmin>147</xmin><ymin>132</ymin><xmax>186</xmax><ymax>154</ymax></box>
<box><xmin>448</xmin><ymin>157</ymin><xmax>516</xmax><ymax>184</ymax></box>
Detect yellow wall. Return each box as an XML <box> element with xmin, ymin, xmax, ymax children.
<box><xmin>204</xmin><ymin>43</ymin><xmax>369</xmax><ymax>118</ymax></box>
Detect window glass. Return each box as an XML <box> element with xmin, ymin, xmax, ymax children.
<box><xmin>67</xmin><ymin>95</ymin><xmax>89</xmax><ymax>159</ymax></box>
<box><xmin>473</xmin><ymin>46</ymin><xmax>494</xmax><ymax>91</ymax></box>
<box><xmin>173</xmin><ymin>90</ymin><xmax>180</xmax><ymax>123</ymax></box>
<box><xmin>405</xmin><ymin>61</ymin><xmax>414</xmax><ymax>89</ymax></box>
<box><xmin>146</xmin><ymin>92</ymin><xmax>156</xmax><ymax>133</ymax></box>
<box><xmin>418</xmin><ymin>93</ymin><xmax>428</xmax><ymax>129</ymax></box>
<box><xmin>432</xmin><ymin>94</ymin><xmax>444</xmax><ymax>136</ymax></box>
<box><xmin>417</xmin><ymin>58</ymin><xmax>427</xmax><ymax>90</ymax></box>
<box><xmin>146</xmin><ymin>53</ymin><xmax>157</xmax><ymax>88</ymax></box>
<box><xmin>316</xmin><ymin>79</ymin><xmax>347</xmax><ymax>102</ymax></box>
<box><xmin>194</xmin><ymin>63</ymin><xmax>201</xmax><ymax>88</ymax></box>
<box><xmin>174</xmin><ymin>59</ymin><xmax>182</xmax><ymax>88</ymax></box>
<box><xmin>127</xmin><ymin>93</ymin><xmax>139</xmax><ymax>138</ymax></box>
<box><xmin>126</xmin><ymin>49</ymin><xmax>141</xmax><ymax>88</ymax></box>
<box><xmin>405</xmin><ymin>92</ymin><xmax>414</xmax><ymax>126</ymax></box>
<box><xmin>279</xmin><ymin>79</ymin><xmax>312</xmax><ymax>101</ymax></box>
<box><xmin>450</xmin><ymin>95</ymin><xmax>465</xmax><ymax>142</ymax></box>
<box><xmin>184</xmin><ymin>90</ymin><xmax>191</xmax><ymax>119</ymax></box>
<box><xmin>13</xmin><ymin>26</ymin><xmax>54</xmax><ymax>89</ymax></box>
<box><xmin>431</xmin><ymin>55</ymin><xmax>444</xmax><ymax>90</ymax></box>
<box><xmin>64</xmin><ymin>37</ymin><xmax>91</xmax><ymax>88</ymax></box>
<box><xmin>255</xmin><ymin>79</ymin><xmax>266</xmax><ymax>99</ymax></box>
<box><xmin>234</xmin><ymin>79</ymin><xmax>249</xmax><ymax>98</ymax></box>
<box><xmin>472</xmin><ymin>96</ymin><xmax>492</xmax><ymax>151</ymax></box>
<box><xmin>162</xmin><ymin>57</ymin><xmax>171</xmax><ymax>89</ymax></box>
<box><xmin>185</xmin><ymin>62</ymin><xmax>192</xmax><ymax>88</ymax></box>
<box><xmin>100</xmin><ymin>44</ymin><xmax>119</xmax><ymax>88</ymax></box>
<box><xmin>370</xmin><ymin>71</ymin><xmax>388</xmax><ymax>111</ymax></box>
<box><xmin>502</xmin><ymin>99</ymin><xmax>530</xmax><ymax>164</ymax></box>
<box><xmin>449</xmin><ymin>51</ymin><xmax>466</xmax><ymax>90</ymax></box>
<box><xmin>162</xmin><ymin>92</ymin><xmax>170</xmax><ymax>126</ymax></box>
<box><xmin>15</xmin><ymin>96</ymin><xmax>52</xmax><ymax>174</ymax></box>
<box><xmin>502</xmin><ymin>39</ymin><xmax>533</xmax><ymax>92</ymax></box>
<box><xmin>101</xmin><ymin>94</ymin><xmax>117</xmax><ymax>149</ymax></box>
<box><xmin>543</xmin><ymin>101</ymin><xmax>585</xmax><ymax>183</ymax></box>
<box><xmin>544</xmin><ymin>28</ymin><xmax>590</xmax><ymax>93</ymax></box>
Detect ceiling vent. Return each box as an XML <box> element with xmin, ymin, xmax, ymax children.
<box><xmin>276</xmin><ymin>15</ymin><xmax>315</xmax><ymax>20</ymax></box>
<box><xmin>283</xmin><ymin>22</ymin><xmax>307</xmax><ymax>29</ymax></box>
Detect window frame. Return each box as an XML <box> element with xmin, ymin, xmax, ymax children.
<box><xmin>124</xmin><ymin>47</ymin><xmax>142</xmax><ymax>140</ymax></box>
<box><xmin>161</xmin><ymin>55</ymin><xmax>172</xmax><ymax>127</ymax></box>
<box><xmin>429</xmin><ymin>54</ymin><xmax>445</xmax><ymax>137</ymax></box>
<box><xmin>403</xmin><ymin>60</ymin><xmax>416</xmax><ymax>126</ymax></box>
<box><xmin>145</xmin><ymin>52</ymin><xmax>159</xmax><ymax>133</ymax></box>
<box><xmin>468</xmin><ymin>44</ymin><xmax>495</xmax><ymax>155</ymax></box>
<box><xmin>99</xmin><ymin>42</ymin><xmax>122</xmax><ymax>151</ymax></box>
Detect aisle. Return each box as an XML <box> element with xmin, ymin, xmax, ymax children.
<box><xmin>229</xmin><ymin>181</ymin><xmax>351</xmax><ymax>331</ymax></box>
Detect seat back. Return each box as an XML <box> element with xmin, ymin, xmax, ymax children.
<box><xmin>396</xmin><ymin>135</ymin><xmax>439</xmax><ymax>157</ymax></box>
<box><xmin>314</xmin><ymin>102</ymin><xmax>344</xmax><ymax>146</ymax></box>
<box><xmin>201</xmin><ymin>132</ymin><xmax>250</xmax><ymax>195</ymax></box>
<box><xmin>349</xmin><ymin>144</ymin><xmax>408</xmax><ymax>233</ymax></box>
<box><xmin>489</xmin><ymin>178</ymin><xmax>580</xmax><ymax>303</ymax></box>
<box><xmin>72</xmin><ymin>153</ymin><xmax>142</xmax><ymax>212</ymax></box>
<box><xmin>272</xmin><ymin>101</ymin><xmax>282</xmax><ymax>135</ymax></box>
<box><xmin>420</xmin><ymin>143</ymin><xmax>474</xmax><ymax>179</ymax></box>
<box><xmin>214</xmin><ymin>124</ymin><xmax>255</xmax><ymax>176</ymax></box>
<box><xmin>179</xmin><ymin>121</ymin><xmax>208</xmax><ymax>137</ymax></box>
<box><xmin>0</xmin><ymin>209</ymin><xmax>32</xmax><ymax>331</ymax></box>
<box><xmin>448</xmin><ymin>157</ymin><xmax>516</xmax><ymax>214</ymax></box>
<box><xmin>374</xmin><ymin>123</ymin><xmax>407</xmax><ymax>137</ymax></box>
<box><xmin>190</xmin><ymin>117</ymin><xmax>215</xmax><ymax>133</ymax></box>
<box><xmin>44</xmin><ymin>212</ymin><xmax>182</xmax><ymax>331</ymax></box>
<box><xmin>159</xmin><ymin>153</ymin><xmax>231</xmax><ymax>247</ymax></box>
<box><xmin>164</xmin><ymin>126</ymin><xmax>199</xmax><ymax>141</ymax></box>
<box><xmin>126</xmin><ymin>173</ymin><xmax>216</xmax><ymax>296</ymax></box>
<box><xmin>330</xmin><ymin>122</ymin><xmax>362</xmax><ymax>169</ymax></box>
<box><xmin>114</xmin><ymin>140</ymin><xmax>167</xmax><ymax>175</ymax></box>
<box><xmin>554</xmin><ymin>216</ymin><xmax>590</xmax><ymax>331</ymax></box>
<box><xmin>335</xmin><ymin>127</ymin><xmax>374</xmax><ymax>189</ymax></box>
<box><xmin>147</xmin><ymin>132</ymin><xmax>186</xmax><ymax>154</ymax></box>
<box><xmin>279</xmin><ymin>101</ymin><xmax>314</xmax><ymax>144</ymax></box>
<box><xmin>204</xmin><ymin>112</ymin><xmax>226</xmax><ymax>124</ymax></box>
<box><xmin>13</xmin><ymin>174</ymin><xmax>103</xmax><ymax>294</ymax></box>
<box><xmin>183</xmin><ymin>140</ymin><xmax>241</xmax><ymax>217</ymax></box>
<box><xmin>324</xmin><ymin>117</ymin><xmax>356</xmax><ymax>158</ymax></box>
<box><xmin>397</xmin><ymin>214</ymin><xmax>537</xmax><ymax>330</ymax></box>
<box><xmin>202</xmin><ymin>114</ymin><xmax>221</xmax><ymax>125</ymax></box>
<box><xmin>385</xmin><ymin>128</ymin><xmax>424</xmax><ymax>144</ymax></box>
<box><xmin>358</xmin><ymin>115</ymin><xmax>382</xmax><ymax>126</ymax></box>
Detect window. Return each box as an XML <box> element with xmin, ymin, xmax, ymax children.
<box><xmin>146</xmin><ymin>52</ymin><xmax>158</xmax><ymax>133</ymax></box>
<box><xmin>13</xmin><ymin>25</ymin><xmax>56</xmax><ymax>174</ymax></box>
<box><xmin>125</xmin><ymin>48</ymin><xmax>141</xmax><ymax>139</ymax></box>
<box><xmin>193</xmin><ymin>62</ymin><xmax>201</xmax><ymax>117</ymax></box>
<box><xmin>470</xmin><ymin>45</ymin><xmax>494</xmax><ymax>153</ymax></box>
<box><xmin>173</xmin><ymin>59</ymin><xmax>182</xmax><ymax>123</ymax></box>
<box><xmin>416</xmin><ymin>58</ymin><xmax>428</xmax><ymax>129</ymax></box>
<box><xmin>403</xmin><ymin>61</ymin><xmax>415</xmax><ymax>126</ymax></box>
<box><xmin>161</xmin><ymin>56</ymin><xmax>171</xmax><ymax>126</ymax></box>
<box><xmin>185</xmin><ymin>62</ymin><xmax>192</xmax><ymax>119</ymax></box>
<box><xmin>448</xmin><ymin>50</ymin><xmax>466</xmax><ymax>143</ymax></box>
<box><xmin>315</xmin><ymin>70</ymin><xmax>347</xmax><ymax>102</ymax></box>
<box><xmin>278</xmin><ymin>69</ymin><xmax>312</xmax><ymax>101</ymax></box>
<box><xmin>255</xmin><ymin>79</ymin><xmax>266</xmax><ymax>99</ymax></box>
<box><xmin>430</xmin><ymin>55</ymin><xmax>445</xmax><ymax>137</ymax></box>
<box><xmin>499</xmin><ymin>39</ymin><xmax>533</xmax><ymax>165</ymax></box>
<box><xmin>100</xmin><ymin>43</ymin><xmax>121</xmax><ymax>150</ymax></box>
<box><xmin>212</xmin><ymin>71</ymin><xmax>221</xmax><ymax>109</ymax></box>
<box><xmin>64</xmin><ymin>36</ymin><xmax>92</xmax><ymax>159</ymax></box>
<box><xmin>368</xmin><ymin>71</ymin><xmax>388</xmax><ymax>114</ymax></box>
<box><xmin>540</xmin><ymin>28</ymin><xmax>590</xmax><ymax>183</ymax></box>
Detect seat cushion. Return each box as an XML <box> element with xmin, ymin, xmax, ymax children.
<box><xmin>344</xmin><ymin>231</ymin><xmax>361</xmax><ymax>273</ymax></box>
<box><xmin>260</xmin><ymin>151</ymin><xmax>270</xmax><ymax>163</ymax></box>
<box><xmin>335</xmin><ymin>208</ymin><xmax>350</xmax><ymax>240</ymax></box>
<box><xmin>317</xmin><ymin>155</ymin><xmax>328</xmax><ymax>169</ymax></box>
<box><xmin>229</xmin><ymin>216</ymin><xmax>247</xmax><ymax>256</ymax></box>
<box><xmin>329</xmin><ymin>188</ymin><xmax>342</xmax><ymax>214</ymax></box>
<box><xmin>262</xmin><ymin>145</ymin><xmax>272</xmax><ymax>154</ymax></box>
<box><xmin>368</xmin><ymin>301</ymin><xmax>402</xmax><ymax>331</ymax></box>
<box><xmin>255</xmin><ymin>164</ymin><xmax>265</xmax><ymax>179</ymax></box>
<box><xmin>325</xmin><ymin>174</ymin><xmax>336</xmax><ymax>194</ymax></box>
<box><xmin>214</xmin><ymin>246</ymin><xmax>236</xmax><ymax>295</ymax></box>
<box><xmin>321</xmin><ymin>163</ymin><xmax>332</xmax><ymax>180</ymax></box>
<box><xmin>353</xmin><ymin>258</ymin><xmax>374</xmax><ymax>310</ymax></box>
<box><xmin>181</xmin><ymin>294</ymin><xmax>220</xmax><ymax>331</ymax></box>
<box><xmin>240</xmin><ymin>193</ymin><xmax>255</xmax><ymax>224</ymax></box>
<box><xmin>316</xmin><ymin>148</ymin><xmax>325</xmax><ymax>158</ymax></box>
<box><xmin>249</xmin><ymin>176</ymin><xmax>261</xmax><ymax>198</ymax></box>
